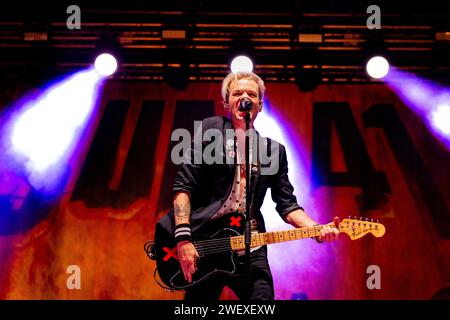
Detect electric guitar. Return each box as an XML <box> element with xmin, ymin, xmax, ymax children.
<box><xmin>146</xmin><ymin>212</ymin><xmax>385</xmax><ymax>290</ymax></box>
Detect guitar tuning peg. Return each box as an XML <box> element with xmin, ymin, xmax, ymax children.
<box><xmin>371</xmin><ymin>218</ymin><xmax>374</xmax><ymax>222</ymax></box>
<box><xmin>365</xmin><ymin>218</ymin><xmax>369</xmax><ymax>221</ymax></box>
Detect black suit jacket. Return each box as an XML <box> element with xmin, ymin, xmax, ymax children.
<box><xmin>155</xmin><ymin>116</ymin><xmax>302</xmax><ymax>237</ymax></box>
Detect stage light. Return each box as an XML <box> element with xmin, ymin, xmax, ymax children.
<box><xmin>6</xmin><ymin>68</ymin><xmax>103</xmax><ymax>193</ymax></box>
<box><xmin>383</xmin><ymin>68</ymin><xmax>450</xmax><ymax>149</ymax></box>
<box><xmin>230</xmin><ymin>55</ymin><xmax>253</xmax><ymax>73</ymax></box>
<box><xmin>94</xmin><ymin>53</ymin><xmax>118</xmax><ymax>76</ymax></box>
<box><xmin>366</xmin><ymin>56</ymin><xmax>390</xmax><ymax>79</ymax></box>
<box><xmin>431</xmin><ymin>103</ymin><xmax>450</xmax><ymax>135</ymax></box>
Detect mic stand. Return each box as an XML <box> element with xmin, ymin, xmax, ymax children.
<box><xmin>244</xmin><ymin>111</ymin><xmax>252</xmax><ymax>301</ymax></box>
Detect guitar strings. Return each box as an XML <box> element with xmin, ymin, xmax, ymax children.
<box><xmin>191</xmin><ymin>225</ymin><xmax>326</xmax><ymax>247</ymax></box>
<box><xmin>188</xmin><ymin>223</ymin><xmax>375</xmax><ymax>255</ymax></box>
<box><xmin>192</xmin><ymin>228</ymin><xmax>325</xmax><ymax>255</ymax></box>
<box><xmin>192</xmin><ymin>226</ymin><xmax>324</xmax><ymax>247</ymax></box>
<box><xmin>194</xmin><ymin>228</ymin><xmax>321</xmax><ymax>247</ymax></box>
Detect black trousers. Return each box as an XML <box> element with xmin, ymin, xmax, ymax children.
<box><xmin>184</xmin><ymin>246</ymin><xmax>274</xmax><ymax>301</ymax></box>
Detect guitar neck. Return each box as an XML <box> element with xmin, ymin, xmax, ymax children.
<box><xmin>229</xmin><ymin>223</ymin><xmax>335</xmax><ymax>251</ymax></box>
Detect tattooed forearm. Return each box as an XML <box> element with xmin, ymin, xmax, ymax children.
<box><xmin>174</xmin><ymin>192</ymin><xmax>191</xmax><ymax>225</ymax></box>
<box><xmin>175</xmin><ymin>203</ymin><xmax>190</xmax><ymax>219</ymax></box>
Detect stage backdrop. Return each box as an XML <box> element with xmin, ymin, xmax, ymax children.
<box><xmin>0</xmin><ymin>80</ymin><xmax>449</xmax><ymax>300</ymax></box>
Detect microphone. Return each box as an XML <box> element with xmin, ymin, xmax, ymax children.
<box><xmin>238</xmin><ymin>97</ymin><xmax>253</xmax><ymax>112</ymax></box>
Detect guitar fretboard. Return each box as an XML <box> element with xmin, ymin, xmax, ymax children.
<box><xmin>229</xmin><ymin>224</ymin><xmax>334</xmax><ymax>251</ymax></box>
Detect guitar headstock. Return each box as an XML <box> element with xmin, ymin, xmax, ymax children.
<box><xmin>338</xmin><ymin>217</ymin><xmax>386</xmax><ymax>240</ymax></box>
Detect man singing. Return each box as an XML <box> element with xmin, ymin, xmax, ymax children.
<box><xmin>156</xmin><ymin>71</ymin><xmax>339</xmax><ymax>300</ymax></box>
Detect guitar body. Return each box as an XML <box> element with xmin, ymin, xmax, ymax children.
<box><xmin>154</xmin><ymin>212</ymin><xmax>246</xmax><ymax>290</ymax></box>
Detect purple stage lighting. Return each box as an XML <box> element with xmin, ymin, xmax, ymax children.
<box><xmin>431</xmin><ymin>103</ymin><xmax>450</xmax><ymax>136</ymax></box>
<box><xmin>254</xmin><ymin>100</ymin><xmax>331</xmax><ymax>299</ymax></box>
<box><xmin>1</xmin><ymin>68</ymin><xmax>104</xmax><ymax>194</ymax></box>
<box><xmin>384</xmin><ymin>68</ymin><xmax>450</xmax><ymax>149</ymax></box>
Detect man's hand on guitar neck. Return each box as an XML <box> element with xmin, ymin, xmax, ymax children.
<box><xmin>285</xmin><ymin>209</ymin><xmax>340</xmax><ymax>243</ymax></box>
<box><xmin>316</xmin><ymin>217</ymin><xmax>340</xmax><ymax>242</ymax></box>
<box><xmin>177</xmin><ymin>240</ymin><xmax>199</xmax><ymax>283</ymax></box>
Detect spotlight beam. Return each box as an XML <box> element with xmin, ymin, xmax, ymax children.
<box><xmin>384</xmin><ymin>67</ymin><xmax>450</xmax><ymax>149</ymax></box>
<box><xmin>4</xmin><ymin>69</ymin><xmax>104</xmax><ymax>194</ymax></box>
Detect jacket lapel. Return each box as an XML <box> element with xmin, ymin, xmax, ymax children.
<box><xmin>223</xmin><ymin>119</ymin><xmax>236</xmax><ymax>176</ymax></box>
